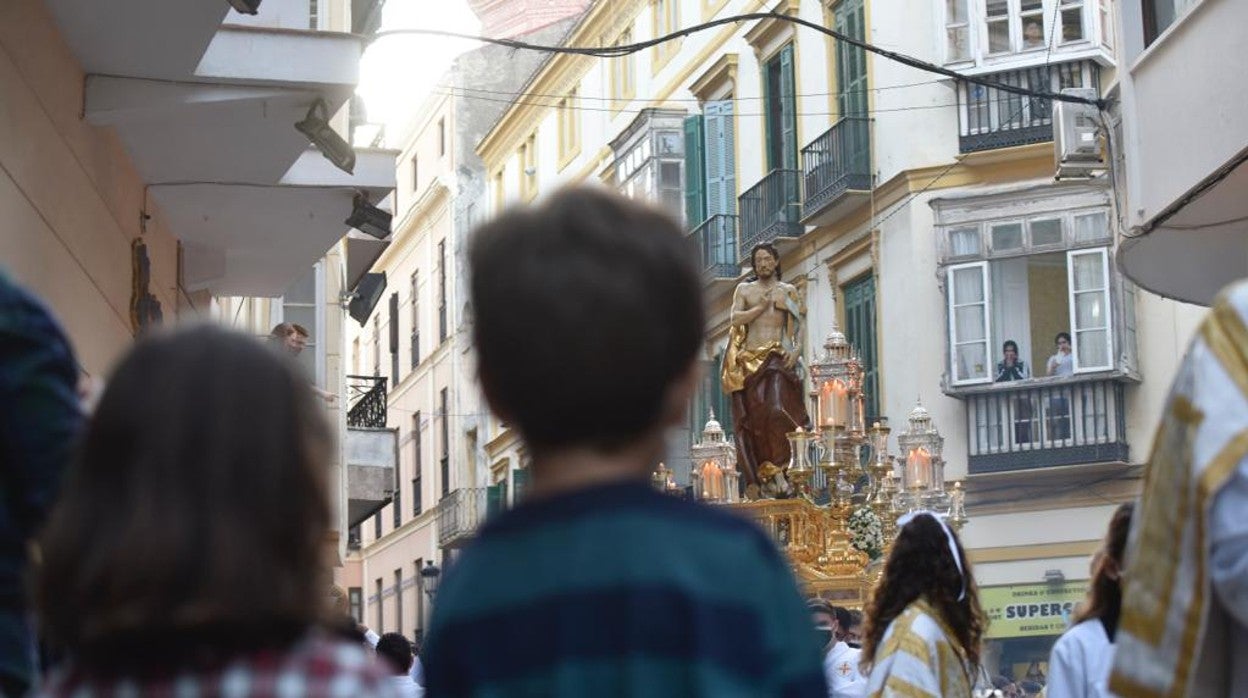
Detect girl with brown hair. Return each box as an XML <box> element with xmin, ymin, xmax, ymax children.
<box><xmin>861</xmin><ymin>511</ymin><xmax>986</xmax><ymax>697</ymax></box>
<box><xmin>1045</xmin><ymin>502</ymin><xmax>1134</xmax><ymax>697</ymax></box>
<box><xmin>31</xmin><ymin>326</ymin><xmax>390</xmax><ymax>696</ymax></box>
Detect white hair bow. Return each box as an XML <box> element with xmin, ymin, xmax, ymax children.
<box><xmin>897</xmin><ymin>510</ymin><xmax>966</xmax><ymax>601</ymax></box>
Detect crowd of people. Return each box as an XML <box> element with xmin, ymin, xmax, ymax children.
<box><xmin>2</xmin><ymin>185</ymin><xmax>1246</xmax><ymax>697</ymax></box>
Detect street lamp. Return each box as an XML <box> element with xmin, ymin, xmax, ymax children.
<box><xmin>226</xmin><ymin>0</ymin><xmax>261</xmax><ymax>15</ymax></box>
<box><xmin>345</xmin><ymin>193</ymin><xmax>392</xmax><ymax>240</ymax></box>
<box><xmin>295</xmin><ymin>99</ymin><xmax>357</xmax><ymax>175</ymax></box>
<box><xmin>420</xmin><ymin>560</ymin><xmax>441</xmax><ymax>600</ymax></box>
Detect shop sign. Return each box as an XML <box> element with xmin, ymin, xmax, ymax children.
<box><xmin>981</xmin><ymin>581</ymin><xmax>1087</xmax><ymax>638</ymax></box>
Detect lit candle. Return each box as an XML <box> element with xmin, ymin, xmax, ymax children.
<box><xmin>819</xmin><ymin>380</ymin><xmax>837</xmax><ymax>427</ymax></box>
<box><xmin>836</xmin><ymin>381</ymin><xmax>850</xmax><ymax>429</ymax></box>
<box><xmin>906</xmin><ymin>447</ymin><xmax>932</xmax><ymax>489</ymax></box>
<box><xmin>820</xmin><ymin>378</ymin><xmax>849</xmax><ymax>427</ymax></box>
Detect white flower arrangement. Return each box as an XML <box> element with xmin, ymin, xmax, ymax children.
<box><xmin>848</xmin><ymin>506</ymin><xmax>885</xmax><ymax>560</ymax></box>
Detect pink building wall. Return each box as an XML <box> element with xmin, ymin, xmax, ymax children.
<box><xmin>0</xmin><ymin>0</ymin><xmax>181</xmax><ymax>376</ymax></box>
<box><xmin>467</xmin><ymin>0</ymin><xmax>590</xmax><ymax>40</ymax></box>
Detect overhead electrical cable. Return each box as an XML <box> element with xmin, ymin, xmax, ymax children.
<box><xmin>434</xmin><ymin>76</ymin><xmax>954</xmax><ymax>103</ymax></box>
<box><xmin>367</xmin><ymin>11</ymin><xmax>1107</xmax><ymax>109</ymax></box>
<box><xmin>426</xmin><ymin>86</ymin><xmax>964</xmax><ymax>117</ymax></box>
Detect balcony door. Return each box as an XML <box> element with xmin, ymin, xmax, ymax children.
<box><xmin>834</xmin><ymin>0</ymin><xmax>870</xmax><ymax>177</ymax></box>
<box><xmin>763</xmin><ymin>44</ymin><xmax>798</xmax><ymax>172</ymax></box>
<box><xmin>834</xmin><ymin>0</ymin><xmax>868</xmax><ymax>119</ymax></box>
<box><xmin>843</xmin><ymin>273</ymin><xmax>879</xmax><ymax>423</ymax></box>
<box><xmin>704</xmin><ymin>100</ymin><xmax>737</xmax><ymax>218</ymax></box>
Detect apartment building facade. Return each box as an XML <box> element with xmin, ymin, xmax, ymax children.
<box><xmin>477</xmin><ymin>0</ymin><xmax>1205</xmax><ymax>678</ymax></box>
<box><xmin>341</xmin><ymin>6</ymin><xmax>588</xmax><ymax>641</ymax></box>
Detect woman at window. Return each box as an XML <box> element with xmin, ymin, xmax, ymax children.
<box><xmin>1046</xmin><ymin>502</ymin><xmax>1134</xmax><ymax>697</ymax></box>
<box><xmin>33</xmin><ymin>327</ymin><xmax>392</xmax><ymax>696</ymax></box>
<box><xmin>996</xmin><ymin>340</ymin><xmax>1030</xmax><ymax>381</ymax></box>
<box><xmin>1047</xmin><ymin>332</ymin><xmax>1075</xmax><ymax>377</ymax></box>
<box><xmin>860</xmin><ymin>512</ymin><xmax>986</xmax><ymax>697</ymax></box>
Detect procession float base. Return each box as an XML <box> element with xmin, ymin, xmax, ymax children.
<box><xmin>731</xmin><ymin>497</ymin><xmax>874</xmax><ymax>607</ymax></box>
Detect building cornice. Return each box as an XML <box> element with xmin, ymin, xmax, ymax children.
<box><xmin>477</xmin><ymin>0</ymin><xmax>647</xmax><ymax>169</ymax></box>
<box><xmin>479</xmin><ymin>0</ymin><xmax>781</xmax><ymax>173</ymax></box>
<box><xmin>359</xmin><ymin>510</ymin><xmax>438</xmax><ymax>556</ymax></box>
<box><xmin>688</xmin><ymin>53</ymin><xmax>739</xmax><ymax>102</ymax></box>
<box><xmin>375</xmin><ymin>180</ymin><xmax>452</xmax><ymax>271</ymax></box>
<box><xmin>743</xmin><ymin>0</ymin><xmax>798</xmax><ymax>59</ymax></box>
<box><xmin>702</xmin><ymin>153</ymin><xmax>1058</xmax><ymax>309</ymax></box>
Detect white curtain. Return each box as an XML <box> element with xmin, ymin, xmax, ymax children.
<box><xmin>992</xmin><ymin>258</ymin><xmax>1033</xmax><ymax>371</ymax></box>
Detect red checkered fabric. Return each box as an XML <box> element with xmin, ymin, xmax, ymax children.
<box><xmin>38</xmin><ymin>633</ymin><xmax>397</xmax><ymax>697</ymax></box>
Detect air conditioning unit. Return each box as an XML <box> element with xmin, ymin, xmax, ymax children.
<box><xmin>1054</xmin><ymin>87</ymin><xmax>1103</xmax><ymax>179</ymax></box>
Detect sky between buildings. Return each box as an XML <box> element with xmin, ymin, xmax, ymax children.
<box><xmin>357</xmin><ymin>0</ymin><xmax>483</xmax><ymax>144</ymax></box>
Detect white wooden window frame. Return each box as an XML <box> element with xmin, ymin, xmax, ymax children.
<box><xmin>937</xmin><ymin>0</ymin><xmax>1104</xmax><ymax>66</ymax></box>
<box><xmin>947</xmin><ymin>261</ymin><xmax>994</xmax><ymax>386</ymax></box>
<box><xmin>276</xmin><ymin>262</ymin><xmax>326</xmax><ymax>387</ymax></box>
<box><xmin>1066</xmin><ymin>247</ymin><xmax>1114</xmax><ymax>373</ymax></box>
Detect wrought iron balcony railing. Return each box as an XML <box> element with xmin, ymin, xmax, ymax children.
<box><xmin>964</xmin><ymin>377</ymin><xmax>1128</xmax><ymax>474</ymax></box>
<box><xmin>802</xmin><ymin>116</ymin><xmax>871</xmax><ymax>215</ymax></box>
<box><xmin>437</xmin><ymin>485</ymin><xmax>508</xmax><ymax>548</ymax></box>
<box><xmin>957</xmin><ymin>60</ymin><xmax>1100</xmax><ymax>153</ymax></box>
<box><xmin>346</xmin><ymin>375</ymin><xmax>387</xmax><ymax>429</ymax></box>
<box><xmin>738</xmin><ymin>168</ymin><xmax>802</xmax><ymax>259</ymax></box>
<box><xmin>690</xmin><ymin>214</ymin><xmax>740</xmax><ymax>280</ymax></box>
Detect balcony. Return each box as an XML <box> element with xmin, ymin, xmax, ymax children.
<box><xmin>957</xmin><ymin>61</ymin><xmax>1099</xmax><ymax>154</ymax></box>
<box><xmin>345</xmin><ymin>375</ymin><xmax>396</xmax><ymax>527</ymax></box>
<box><xmin>1114</xmin><ymin>0</ymin><xmax>1248</xmax><ymax>305</ymax></box>
<box><xmin>801</xmin><ymin>116</ymin><xmax>872</xmax><ymax>226</ymax></box>
<box><xmin>963</xmin><ymin>377</ymin><xmax>1128</xmax><ymax>474</ymax></box>
<box><xmin>690</xmin><ymin>214</ymin><xmax>740</xmax><ymax>284</ymax></box>
<box><xmin>738</xmin><ymin>169</ymin><xmax>802</xmax><ymax>259</ymax></box>
<box><xmin>437</xmin><ymin>485</ymin><xmax>507</xmax><ymax>549</ymax></box>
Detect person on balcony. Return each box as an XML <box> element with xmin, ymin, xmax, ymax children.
<box><xmin>1044</xmin><ymin>332</ymin><xmax>1074</xmax><ymax>440</ymax></box>
<box><xmin>269</xmin><ymin>322</ymin><xmax>336</xmax><ymax>404</ymax></box>
<box><xmin>996</xmin><ymin>340</ymin><xmax>1030</xmax><ymax>382</ymax></box>
<box><xmin>721</xmin><ymin>242</ymin><xmax>812</xmax><ymax>498</ymax></box>
<box><xmin>1046</xmin><ymin>332</ymin><xmax>1075</xmax><ymax>377</ymax></box>
<box><xmin>997</xmin><ymin>340</ymin><xmax>1035</xmax><ymax>443</ymax></box>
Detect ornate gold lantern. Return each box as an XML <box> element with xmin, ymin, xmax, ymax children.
<box><xmin>650</xmin><ymin>462</ymin><xmax>678</xmax><ymax>494</ymax></box>
<box><xmin>896</xmin><ymin>401</ymin><xmax>947</xmax><ymax>513</ymax></box>
<box><xmin>689</xmin><ymin>411</ymin><xmax>740</xmax><ymax>503</ymax></box>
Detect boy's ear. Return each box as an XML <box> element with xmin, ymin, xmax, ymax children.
<box><xmin>660</xmin><ymin>359</ymin><xmax>703</xmax><ymax>429</ymax></box>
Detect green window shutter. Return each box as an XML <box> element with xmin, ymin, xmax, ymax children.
<box><xmin>704</xmin><ymin>100</ymin><xmax>737</xmax><ymax>217</ymax></box>
<box><xmin>779</xmin><ymin>43</ymin><xmax>798</xmax><ymax>171</ymax></box>
<box><xmin>763</xmin><ymin>55</ymin><xmax>777</xmax><ymax>170</ymax></box>
<box><xmin>511</xmin><ymin>467</ymin><xmax>530</xmax><ymax>505</ymax></box>
<box><xmin>843</xmin><ymin>274</ymin><xmax>879</xmax><ymax>423</ymax></box>
<box><xmin>487</xmin><ymin>482</ymin><xmax>506</xmax><ymax>517</ymax></box>
<box><xmin>835</xmin><ymin>0</ymin><xmax>869</xmax><ymax>118</ymax></box>
<box><xmin>683</xmin><ymin>115</ymin><xmax>706</xmax><ymax>227</ymax></box>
